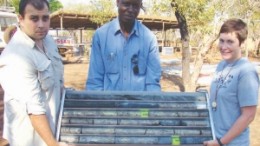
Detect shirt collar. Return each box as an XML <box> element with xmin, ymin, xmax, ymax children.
<box><xmin>111</xmin><ymin>17</ymin><xmax>140</xmax><ymax>37</ymax></box>
<box><xmin>15</xmin><ymin>28</ymin><xmax>47</xmax><ymax>50</ymax></box>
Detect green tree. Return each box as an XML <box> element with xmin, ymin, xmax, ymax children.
<box><xmin>0</xmin><ymin>0</ymin><xmax>5</xmax><ymax>6</ymax></box>
<box><xmin>62</xmin><ymin>3</ymin><xmax>91</xmax><ymax>14</ymax></box>
<box><xmin>7</xmin><ymin>0</ymin><xmax>20</xmax><ymax>13</ymax></box>
<box><xmin>173</xmin><ymin>0</ymin><xmax>217</xmax><ymax>91</ymax></box>
<box><xmin>3</xmin><ymin>0</ymin><xmax>63</xmax><ymax>13</ymax></box>
<box><xmin>231</xmin><ymin>0</ymin><xmax>260</xmax><ymax>57</ymax></box>
<box><xmin>88</xmin><ymin>0</ymin><xmax>116</xmax><ymax>26</ymax></box>
<box><xmin>210</xmin><ymin>0</ymin><xmax>260</xmax><ymax>57</ymax></box>
<box><xmin>147</xmin><ymin>0</ymin><xmax>260</xmax><ymax>91</ymax></box>
<box><xmin>149</xmin><ymin>0</ymin><xmax>214</xmax><ymax>91</ymax></box>
<box><xmin>49</xmin><ymin>0</ymin><xmax>63</xmax><ymax>13</ymax></box>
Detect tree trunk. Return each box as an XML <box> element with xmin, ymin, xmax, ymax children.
<box><xmin>191</xmin><ymin>36</ymin><xmax>218</xmax><ymax>90</ymax></box>
<box><xmin>174</xmin><ymin>10</ymin><xmax>192</xmax><ymax>91</ymax></box>
<box><xmin>245</xmin><ymin>17</ymin><xmax>251</xmax><ymax>58</ymax></box>
<box><xmin>257</xmin><ymin>40</ymin><xmax>260</xmax><ymax>56</ymax></box>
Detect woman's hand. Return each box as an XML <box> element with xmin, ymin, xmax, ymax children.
<box><xmin>203</xmin><ymin>140</ymin><xmax>219</xmax><ymax>146</ymax></box>
<box><xmin>59</xmin><ymin>142</ymin><xmax>69</xmax><ymax>146</ymax></box>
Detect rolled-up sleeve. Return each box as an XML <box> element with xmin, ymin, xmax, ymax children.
<box><xmin>0</xmin><ymin>54</ymin><xmax>46</xmax><ymax>115</ymax></box>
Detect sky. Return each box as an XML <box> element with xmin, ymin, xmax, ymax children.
<box><xmin>58</xmin><ymin>0</ymin><xmax>89</xmax><ymax>7</ymax></box>
<box><xmin>58</xmin><ymin>0</ymin><xmax>149</xmax><ymax>7</ymax></box>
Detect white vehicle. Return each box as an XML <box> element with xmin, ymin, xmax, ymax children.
<box><xmin>0</xmin><ymin>7</ymin><xmax>18</xmax><ymax>54</ymax></box>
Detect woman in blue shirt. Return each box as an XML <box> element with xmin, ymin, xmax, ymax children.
<box><xmin>203</xmin><ymin>19</ymin><xmax>259</xmax><ymax>146</ymax></box>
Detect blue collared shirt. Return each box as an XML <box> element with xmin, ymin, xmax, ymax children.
<box><xmin>86</xmin><ymin>18</ymin><xmax>161</xmax><ymax>91</ymax></box>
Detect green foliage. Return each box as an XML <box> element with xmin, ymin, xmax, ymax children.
<box><xmin>145</xmin><ymin>0</ymin><xmax>173</xmax><ymax>16</ymax></box>
<box><xmin>211</xmin><ymin>0</ymin><xmax>260</xmax><ymax>43</ymax></box>
<box><xmin>61</xmin><ymin>0</ymin><xmax>115</xmax><ymax>26</ymax></box>
<box><xmin>88</xmin><ymin>0</ymin><xmax>116</xmax><ymax>26</ymax></box>
<box><xmin>9</xmin><ymin>0</ymin><xmax>19</xmax><ymax>13</ymax></box>
<box><xmin>146</xmin><ymin>0</ymin><xmax>212</xmax><ymax>23</ymax></box>
<box><xmin>144</xmin><ymin>0</ymin><xmax>173</xmax><ymax>16</ymax></box>
<box><xmin>2</xmin><ymin>0</ymin><xmax>63</xmax><ymax>13</ymax></box>
<box><xmin>49</xmin><ymin>0</ymin><xmax>63</xmax><ymax>13</ymax></box>
<box><xmin>62</xmin><ymin>4</ymin><xmax>91</xmax><ymax>14</ymax></box>
<box><xmin>147</xmin><ymin>0</ymin><xmax>260</xmax><ymax>47</ymax></box>
<box><xmin>145</xmin><ymin>0</ymin><xmax>214</xmax><ymax>28</ymax></box>
<box><xmin>0</xmin><ymin>0</ymin><xmax>4</xmax><ymax>6</ymax></box>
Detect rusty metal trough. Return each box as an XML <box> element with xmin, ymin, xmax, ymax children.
<box><xmin>56</xmin><ymin>90</ymin><xmax>215</xmax><ymax>146</ymax></box>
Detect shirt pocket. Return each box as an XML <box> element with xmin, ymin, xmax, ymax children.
<box><xmin>104</xmin><ymin>51</ymin><xmax>120</xmax><ymax>90</ymax></box>
<box><xmin>37</xmin><ymin>61</ymin><xmax>55</xmax><ymax>91</ymax></box>
<box><xmin>51</xmin><ymin>52</ymin><xmax>63</xmax><ymax>64</ymax></box>
<box><xmin>51</xmin><ymin>52</ymin><xmax>64</xmax><ymax>78</ymax></box>
<box><xmin>105</xmin><ymin>51</ymin><xmax>118</xmax><ymax>74</ymax></box>
<box><xmin>52</xmin><ymin>52</ymin><xmax>63</xmax><ymax>65</ymax></box>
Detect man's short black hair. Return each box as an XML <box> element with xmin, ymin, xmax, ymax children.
<box><xmin>19</xmin><ymin>0</ymin><xmax>50</xmax><ymax>17</ymax></box>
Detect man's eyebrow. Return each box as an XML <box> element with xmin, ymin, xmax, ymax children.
<box><xmin>29</xmin><ymin>14</ymin><xmax>38</xmax><ymax>17</ymax></box>
<box><xmin>29</xmin><ymin>15</ymin><xmax>39</xmax><ymax>19</ymax></box>
<box><xmin>29</xmin><ymin>14</ymin><xmax>49</xmax><ymax>17</ymax></box>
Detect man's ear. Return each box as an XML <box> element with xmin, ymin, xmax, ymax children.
<box><xmin>18</xmin><ymin>15</ymin><xmax>23</xmax><ymax>27</ymax></box>
<box><xmin>18</xmin><ymin>15</ymin><xmax>23</xmax><ymax>22</ymax></box>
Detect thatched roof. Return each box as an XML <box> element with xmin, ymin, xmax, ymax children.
<box><xmin>50</xmin><ymin>10</ymin><xmax>179</xmax><ymax>30</ymax></box>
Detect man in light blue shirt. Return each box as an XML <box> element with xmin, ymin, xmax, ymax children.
<box><xmin>86</xmin><ymin>0</ymin><xmax>161</xmax><ymax>91</ymax></box>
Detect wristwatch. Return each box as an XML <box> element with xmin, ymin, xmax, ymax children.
<box><xmin>216</xmin><ymin>137</ymin><xmax>224</xmax><ymax>146</ymax></box>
